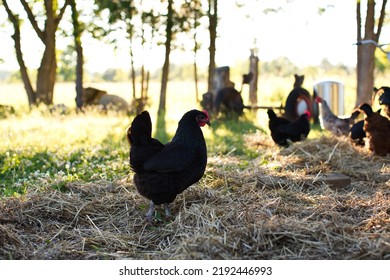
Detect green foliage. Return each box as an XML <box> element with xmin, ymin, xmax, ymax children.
<box><xmin>375</xmin><ymin>48</ymin><xmax>390</xmax><ymax>74</ymax></box>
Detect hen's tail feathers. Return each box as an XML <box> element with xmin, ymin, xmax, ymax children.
<box><xmin>359</xmin><ymin>103</ymin><xmax>374</xmax><ymax>117</ymax></box>
<box><xmin>350</xmin><ymin>109</ymin><xmax>361</xmax><ymax>120</ymax></box>
<box><xmin>127</xmin><ymin>111</ymin><xmax>152</xmax><ymax>146</ymax></box>
<box><xmin>267</xmin><ymin>109</ymin><xmax>277</xmax><ymax>120</ymax></box>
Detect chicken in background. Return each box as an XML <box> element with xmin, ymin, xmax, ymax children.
<box><xmin>349</xmin><ymin>120</ymin><xmax>366</xmax><ymax>146</ymax></box>
<box><xmin>373</xmin><ymin>86</ymin><xmax>390</xmax><ymax>118</ymax></box>
<box><xmin>349</xmin><ymin>108</ymin><xmax>381</xmax><ymax>146</ymax></box>
<box><xmin>127</xmin><ymin>110</ymin><xmax>210</xmax><ymax>221</ymax></box>
<box><xmin>359</xmin><ymin>103</ymin><xmax>390</xmax><ymax>156</ymax></box>
<box><xmin>267</xmin><ymin>109</ymin><xmax>311</xmax><ymax>146</ymax></box>
<box><xmin>315</xmin><ymin>96</ymin><xmax>360</xmax><ymax>136</ymax></box>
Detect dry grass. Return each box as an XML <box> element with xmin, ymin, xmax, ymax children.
<box><xmin>1</xmin><ymin>135</ymin><xmax>389</xmax><ymax>260</ymax></box>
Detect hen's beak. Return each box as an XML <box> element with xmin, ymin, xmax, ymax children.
<box><xmin>206</xmin><ymin>120</ymin><xmax>211</xmax><ymax>126</ymax></box>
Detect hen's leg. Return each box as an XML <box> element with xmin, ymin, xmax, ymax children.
<box><xmin>163</xmin><ymin>203</ymin><xmax>171</xmax><ymax>218</ymax></box>
<box><xmin>145</xmin><ymin>201</ymin><xmax>155</xmax><ymax>221</ymax></box>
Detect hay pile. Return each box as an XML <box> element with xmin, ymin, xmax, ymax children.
<box><xmin>0</xmin><ymin>136</ymin><xmax>389</xmax><ymax>259</ymax></box>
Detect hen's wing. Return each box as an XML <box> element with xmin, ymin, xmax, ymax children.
<box><xmin>277</xmin><ymin>115</ymin><xmax>309</xmax><ymax>139</ymax></box>
<box><xmin>143</xmin><ymin>142</ymin><xmax>197</xmax><ymax>172</ymax></box>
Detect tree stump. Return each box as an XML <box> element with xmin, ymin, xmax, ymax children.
<box><xmin>213</xmin><ymin>66</ymin><xmax>234</xmax><ymax>99</ymax></box>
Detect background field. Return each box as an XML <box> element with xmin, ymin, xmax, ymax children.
<box><xmin>0</xmin><ymin>78</ymin><xmax>389</xmax><ymax>260</ymax></box>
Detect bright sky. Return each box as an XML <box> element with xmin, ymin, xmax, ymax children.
<box><xmin>0</xmin><ymin>0</ymin><xmax>388</xmax><ymax>73</ymax></box>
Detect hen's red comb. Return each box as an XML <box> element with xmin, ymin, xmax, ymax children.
<box><xmin>315</xmin><ymin>96</ymin><xmax>322</xmax><ymax>103</ymax></box>
<box><xmin>304</xmin><ymin>110</ymin><xmax>311</xmax><ymax>119</ymax></box>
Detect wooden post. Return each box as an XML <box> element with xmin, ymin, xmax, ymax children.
<box><xmin>212</xmin><ymin>66</ymin><xmax>234</xmax><ymax>101</ymax></box>
<box><xmin>249</xmin><ymin>49</ymin><xmax>259</xmax><ymax>106</ymax></box>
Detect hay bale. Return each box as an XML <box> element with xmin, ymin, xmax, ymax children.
<box><xmin>82</xmin><ymin>87</ymin><xmax>129</xmax><ymax>112</ymax></box>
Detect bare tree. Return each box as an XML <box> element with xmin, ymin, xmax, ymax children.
<box><xmin>356</xmin><ymin>0</ymin><xmax>387</xmax><ymax>105</ymax></box>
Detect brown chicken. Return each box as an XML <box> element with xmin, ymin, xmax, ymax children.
<box><xmin>359</xmin><ymin>103</ymin><xmax>390</xmax><ymax>156</ymax></box>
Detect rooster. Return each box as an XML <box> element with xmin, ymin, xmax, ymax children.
<box><xmin>127</xmin><ymin>110</ymin><xmax>210</xmax><ymax>221</ymax></box>
<box><xmin>359</xmin><ymin>103</ymin><xmax>390</xmax><ymax>156</ymax></box>
<box><xmin>267</xmin><ymin>109</ymin><xmax>311</xmax><ymax>146</ymax></box>
<box><xmin>315</xmin><ymin>96</ymin><xmax>360</xmax><ymax>136</ymax></box>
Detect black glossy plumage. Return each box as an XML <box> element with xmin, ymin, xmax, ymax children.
<box><xmin>267</xmin><ymin>109</ymin><xmax>310</xmax><ymax>146</ymax></box>
<box><xmin>267</xmin><ymin>109</ymin><xmax>291</xmax><ymax>146</ymax></box>
<box><xmin>377</xmin><ymin>86</ymin><xmax>390</xmax><ymax>105</ymax></box>
<box><xmin>349</xmin><ymin>120</ymin><xmax>365</xmax><ymax>146</ymax></box>
<box><xmin>127</xmin><ymin>110</ymin><xmax>209</xmax><ymax>218</ymax></box>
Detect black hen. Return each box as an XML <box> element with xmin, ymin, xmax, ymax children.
<box><xmin>267</xmin><ymin>109</ymin><xmax>291</xmax><ymax>146</ymax></box>
<box><xmin>267</xmin><ymin>109</ymin><xmax>311</xmax><ymax>146</ymax></box>
<box><xmin>127</xmin><ymin>110</ymin><xmax>210</xmax><ymax>221</ymax></box>
<box><xmin>349</xmin><ymin>120</ymin><xmax>365</xmax><ymax>146</ymax></box>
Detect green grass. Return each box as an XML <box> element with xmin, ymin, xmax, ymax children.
<box><xmin>0</xmin><ymin>109</ymin><xmax>131</xmax><ymax>196</ymax></box>
<box><xmin>0</xmin><ymin>80</ymin><xmax>348</xmax><ymax>197</ymax></box>
<box><xmin>0</xmin><ymin>108</ymin><xmax>260</xmax><ymax>196</ymax></box>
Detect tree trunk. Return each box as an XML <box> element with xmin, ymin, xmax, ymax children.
<box><xmin>145</xmin><ymin>70</ymin><xmax>150</xmax><ymax>99</ymax></box>
<box><xmin>70</xmin><ymin>0</ymin><xmax>84</xmax><ymax>110</ymax></box>
<box><xmin>2</xmin><ymin>0</ymin><xmax>36</xmax><ymax>106</ymax></box>
<box><xmin>129</xmin><ymin>36</ymin><xmax>137</xmax><ymax>100</ymax></box>
<box><xmin>192</xmin><ymin>1</ymin><xmax>200</xmax><ymax>102</ymax></box>
<box><xmin>74</xmin><ymin>43</ymin><xmax>84</xmax><ymax>110</ymax></box>
<box><xmin>356</xmin><ymin>44</ymin><xmax>376</xmax><ymax>105</ymax></box>
<box><xmin>35</xmin><ymin>0</ymin><xmax>57</xmax><ymax>105</ymax></box>
<box><xmin>207</xmin><ymin>0</ymin><xmax>217</xmax><ymax>93</ymax></box>
<box><xmin>194</xmin><ymin>54</ymin><xmax>200</xmax><ymax>102</ymax></box>
<box><xmin>36</xmin><ymin>35</ymin><xmax>57</xmax><ymax>105</ymax></box>
<box><xmin>140</xmin><ymin>64</ymin><xmax>145</xmax><ymax>99</ymax></box>
<box><xmin>10</xmin><ymin>0</ymin><xmax>70</xmax><ymax>106</ymax></box>
<box><xmin>356</xmin><ymin>0</ymin><xmax>388</xmax><ymax>106</ymax></box>
<box><xmin>158</xmin><ymin>0</ymin><xmax>173</xmax><ymax>113</ymax></box>
<box><xmin>249</xmin><ymin>49</ymin><xmax>259</xmax><ymax>106</ymax></box>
